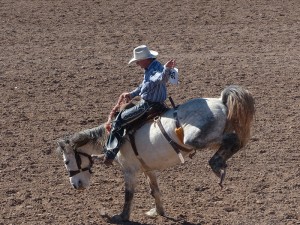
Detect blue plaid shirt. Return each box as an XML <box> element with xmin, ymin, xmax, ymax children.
<box><xmin>130</xmin><ymin>60</ymin><xmax>171</xmax><ymax>103</ymax></box>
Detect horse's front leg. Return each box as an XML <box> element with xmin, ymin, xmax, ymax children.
<box><xmin>144</xmin><ymin>171</ymin><xmax>165</xmax><ymax>218</ymax></box>
<box><xmin>112</xmin><ymin>171</ymin><xmax>137</xmax><ymax>222</ymax></box>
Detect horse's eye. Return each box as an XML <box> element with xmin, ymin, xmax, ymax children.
<box><xmin>64</xmin><ymin>160</ymin><xmax>70</xmax><ymax>165</ymax></box>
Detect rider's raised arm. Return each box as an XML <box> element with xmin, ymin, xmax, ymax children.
<box><xmin>148</xmin><ymin>59</ymin><xmax>176</xmax><ymax>84</ymax></box>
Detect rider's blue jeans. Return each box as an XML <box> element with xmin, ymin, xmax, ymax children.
<box><xmin>104</xmin><ymin>99</ymin><xmax>164</xmax><ymax>159</ymax></box>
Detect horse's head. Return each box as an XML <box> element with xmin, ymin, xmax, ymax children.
<box><xmin>57</xmin><ymin>125</ymin><xmax>107</xmax><ymax>190</ymax></box>
<box><xmin>57</xmin><ymin>138</ymin><xmax>94</xmax><ymax>190</ymax></box>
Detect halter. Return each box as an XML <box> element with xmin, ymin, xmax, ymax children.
<box><xmin>68</xmin><ymin>150</ymin><xmax>94</xmax><ymax>177</ymax></box>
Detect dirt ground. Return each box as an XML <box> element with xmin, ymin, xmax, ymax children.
<box><xmin>0</xmin><ymin>0</ymin><xmax>299</xmax><ymax>224</ymax></box>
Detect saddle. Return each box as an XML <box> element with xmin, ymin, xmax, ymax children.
<box><xmin>106</xmin><ymin>97</ymin><xmax>194</xmax><ymax>168</ymax></box>
<box><xmin>105</xmin><ymin>98</ymin><xmax>169</xmax><ymax>152</ymax></box>
<box><xmin>124</xmin><ymin>102</ymin><xmax>169</xmax><ymax>132</ymax></box>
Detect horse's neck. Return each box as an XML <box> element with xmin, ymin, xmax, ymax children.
<box><xmin>78</xmin><ymin>142</ymin><xmax>103</xmax><ymax>155</ymax></box>
<box><xmin>75</xmin><ymin>125</ymin><xmax>107</xmax><ymax>155</ymax></box>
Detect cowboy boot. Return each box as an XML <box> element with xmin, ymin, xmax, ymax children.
<box><xmin>103</xmin><ymin>120</ymin><xmax>124</xmax><ymax>166</ymax></box>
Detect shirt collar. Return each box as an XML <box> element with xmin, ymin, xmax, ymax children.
<box><xmin>145</xmin><ymin>59</ymin><xmax>156</xmax><ymax>71</ymax></box>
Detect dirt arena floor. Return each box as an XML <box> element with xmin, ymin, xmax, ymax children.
<box><xmin>1</xmin><ymin>0</ymin><xmax>299</xmax><ymax>224</ymax></box>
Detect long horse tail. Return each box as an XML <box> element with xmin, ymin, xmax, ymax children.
<box><xmin>221</xmin><ymin>85</ymin><xmax>255</xmax><ymax>148</ymax></box>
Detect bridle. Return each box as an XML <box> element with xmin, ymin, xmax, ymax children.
<box><xmin>68</xmin><ymin>150</ymin><xmax>94</xmax><ymax>177</ymax></box>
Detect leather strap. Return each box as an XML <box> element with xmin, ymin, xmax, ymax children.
<box><xmin>128</xmin><ymin>133</ymin><xmax>151</xmax><ymax>171</ymax></box>
<box><xmin>68</xmin><ymin>151</ymin><xmax>93</xmax><ymax>177</ymax></box>
<box><xmin>155</xmin><ymin>117</ymin><xmax>193</xmax><ymax>153</ymax></box>
<box><xmin>169</xmin><ymin>96</ymin><xmax>181</xmax><ymax>129</ymax></box>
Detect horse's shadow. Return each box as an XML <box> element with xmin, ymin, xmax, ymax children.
<box><xmin>105</xmin><ymin>214</ymin><xmax>202</xmax><ymax>225</ymax></box>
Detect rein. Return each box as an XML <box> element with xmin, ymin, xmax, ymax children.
<box><xmin>68</xmin><ymin>150</ymin><xmax>94</xmax><ymax>177</ymax></box>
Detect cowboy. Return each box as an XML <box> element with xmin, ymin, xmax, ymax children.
<box><xmin>103</xmin><ymin>45</ymin><xmax>176</xmax><ymax>166</ymax></box>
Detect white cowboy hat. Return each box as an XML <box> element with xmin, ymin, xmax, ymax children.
<box><xmin>128</xmin><ymin>45</ymin><xmax>158</xmax><ymax>64</ymax></box>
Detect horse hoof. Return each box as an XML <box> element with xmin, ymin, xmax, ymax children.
<box><xmin>111</xmin><ymin>214</ymin><xmax>129</xmax><ymax>222</ymax></box>
<box><xmin>146</xmin><ymin>208</ymin><xmax>165</xmax><ymax>218</ymax></box>
<box><xmin>145</xmin><ymin>208</ymin><xmax>159</xmax><ymax>218</ymax></box>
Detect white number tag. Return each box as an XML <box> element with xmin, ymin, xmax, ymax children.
<box><xmin>169</xmin><ymin>68</ymin><xmax>179</xmax><ymax>85</ymax></box>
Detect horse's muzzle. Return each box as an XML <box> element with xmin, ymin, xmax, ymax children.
<box><xmin>72</xmin><ymin>181</ymin><xmax>86</xmax><ymax>190</ymax></box>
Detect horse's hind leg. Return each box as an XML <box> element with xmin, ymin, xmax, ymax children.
<box><xmin>209</xmin><ymin>133</ymin><xmax>241</xmax><ymax>187</ymax></box>
<box><xmin>144</xmin><ymin>171</ymin><xmax>165</xmax><ymax>217</ymax></box>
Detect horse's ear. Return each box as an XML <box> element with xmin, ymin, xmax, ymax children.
<box><xmin>57</xmin><ymin>139</ymin><xmax>65</xmax><ymax>149</ymax></box>
<box><xmin>56</xmin><ymin>140</ymin><xmax>65</xmax><ymax>156</ymax></box>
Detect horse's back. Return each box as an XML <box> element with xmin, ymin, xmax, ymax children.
<box><xmin>118</xmin><ymin>97</ymin><xmax>227</xmax><ymax>171</ymax></box>
<box><xmin>169</xmin><ymin>97</ymin><xmax>227</xmax><ymax>149</ymax></box>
